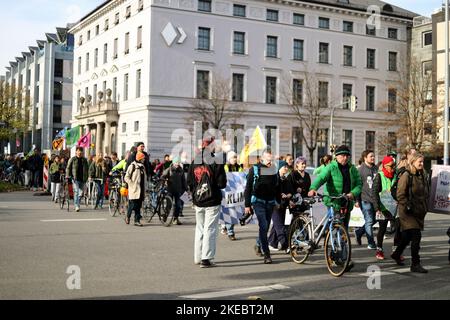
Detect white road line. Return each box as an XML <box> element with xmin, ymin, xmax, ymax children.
<box><xmin>40</xmin><ymin>219</ymin><xmax>108</xmax><ymax>222</ymax></box>
<box><xmin>360</xmin><ymin>265</ymin><xmax>443</xmax><ymax>276</ymax></box>
<box><xmin>180</xmin><ymin>284</ymin><xmax>290</xmax><ymax>299</ymax></box>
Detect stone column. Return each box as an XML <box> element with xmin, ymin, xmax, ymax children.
<box><xmin>104</xmin><ymin>121</ymin><xmax>111</xmax><ymax>155</ymax></box>
<box><xmin>96</xmin><ymin>122</ymin><xmax>103</xmax><ymax>156</ymax></box>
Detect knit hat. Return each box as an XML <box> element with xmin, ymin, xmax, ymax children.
<box><xmin>382</xmin><ymin>156</ymin><xmax>394</xmax><ymax>166</ymax></box>
<box><xmin>335</xmin><ymin>145</ymin><xmax>351</xmax><ymax>156</ymax></box>
<box><xmin>278</xmin><ymin>160</ymin><xmax>288</xmax><ymax>169</ymax></box>
<box><xmin>136</xmin><ymin>152</ymin><xmax>145</xmax><ymax>161</ymax></box>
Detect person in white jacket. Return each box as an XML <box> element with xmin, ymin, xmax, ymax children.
<box><xmin>124</xmin><ymin>152</ymin><xmax>146</xmax><ymax>226</ymax></box>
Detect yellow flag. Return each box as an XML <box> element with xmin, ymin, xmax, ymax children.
<box><xmin>239</xmin><ymin>126</ymin><xmax>267</xmax><ymax>165</ymax></box>
<box><xmin>52</xmin><ymin>138</ymin><xmax>64</xmax><ymax>151</ymax></box>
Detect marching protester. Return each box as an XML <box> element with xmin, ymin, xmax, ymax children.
<box><xmin>221</xmin><ymin>151</ymin><xmax>243</xmax><ymax>241</ymax></box>
<box><xmin>308</xmin><ymin>145</ymin><xmax>362</xmax><ymax>271</ymax></box>
<box><xmin>126</xmin><ymin>142</ymin><xmax>153</xmax><ymax>178</ymax></box>
<box><xmin>188</xmin><ymin>137</ymin><xmax>227</xmax><ymax>268</ymax></box>
<box><xmin>372</xmin><ymin>156</ymin><xmax>397</xmax><ymax>260</ymax></box>
<box><xmin>244</xmin><ymin>149</ymin><xmax>279</xmax><ymax>264</ymax></box>
<box><xmin>49</xmin><ymin>155</ymin><xmax>62</xmax><ymax>203</ymax></box>
<box><xmin>66</xmin><ymin>147</ymin><xmax>89</xmax><ymax>212</ymax></box>
<box><xmin>89</xmin><ymin>154</ymin><xmax>108</xmax><ymax>210</ymax></box>
<box><xmin>285</xmin><ymin>154</ymin><xmax>294</xmax><ymax>174</ymax></box>
<box><xmin>268</xmin><ymin>160</ymin><xmax>294</xmax><ymax>253</ymax></box>
<box><xmin>289</xmin><ymin>156</ymin><xmax>311</xmax><ymax>213</ymax></box>
<box><xmin>391</xmin><ymin>153</ymin><xmax>430</xmax><ymax>273</ymax></box>
<box><xmin>313</xmin><ymin>155</ymin><xmax>332</xmax><ymax>176</ymax></box>
<box><xmin>162</xmin><ymin>156</ymin><xmax>187</xmax><ymax>226</ymax></box>
<box><xmin>29</xmin><ymin>149</ymin><xmax>43</xmax><ymax>191</ymax></box>
<box><xmin>355</xmin><ymin>150</ymin><xmax>378</xmax><ymax>250</ymax></box>
<box><xmin>124</xmin><ymin>151</ymin><xmax>147</xmax><ymax>227</ymax></box>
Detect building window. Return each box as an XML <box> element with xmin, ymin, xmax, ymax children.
<box><xmin>198</xmin><ymin>0</ymin><xmax>211</xmax><ymax>12</ymax></box>
<box><xmin>233</xmin><ymin>32</ymin><xmax>245</xmax><ymax>54</ymax></box>
<box><xmin>53</xmin><ymin>104</ymin><xmax>62</xmax><ymax>123</ymax></box>
<box><xmin>102</xmin><ymin>81</ymin><xmax>107</xmax><ymax>97</ymax></box>
<box><xmin>134</xmin><ymin>121</ymin><xmax>139</xmax><ymax>132</ymax></box>
<box><xmin>319</xmin><ymin>42</ymin><xmax>329</xmax><ymax>64</ymax></box>
<box><xmin>232</xmin><ymin>73</ymin><xmax>244</xmax><ymax>102</ymax></box>
<box><xmin>86</xmin><ymin>53</ymin><xmax>90</xmax><ymax>71</ymax></box>
<box><xmin>366</xmin><ymin>25</ymin><xmax>376</xmax><ymax>36</ymax></box>
<box><xmin>233</xmin><ymin>4</ymin><xmax>246</xmax><ymax>17</ymax></box>
<box><xmin>113</xmin><ymin>38</ymin><xmax>118</xmax><ymax>59</ymax></box>
<box><xmin>54</xmin><ymin>59</ymin><xmax>63</xmax><ymax>77</ymax></box>
<box><xmin>137</xmin><ymin>26</ymin><xmax>143</xmax><ymax>49</ymax></box>
<box><xmin>126</xmin><ymin>6</ymin><xmax>131</xmax><ymax>18</ymax></box>
<box><xmin>104</xmin><ymin>43</ymin><xmax>108</xmax><ymax>64</ymax></box>
<box><xmin>293</xmin><ymin>39</ymin><xmax>304</xmax><ymax>61</ymax></box>
<box><xmin>319</xmin><ymin>17</ymin><xmax>330</xmax><ymax>29</ymax></box>
<box><xmin>78</xmin><ymin>35</ymin><xmax>83</xmax><ymax>46</ymax></box>
<box><xmin>122</xmin><ymin>123</ymin><xmax>127</xmax><ymax>133</ymax></box>
<box><xmin>266</xmin><ymin>126</ymin><xmax>277</xmax><ymax>147</ymax></box>
<box><xmin>77</xmin><ymin>57</ymin><xmax>82</xmax><ymax>75</ymax></box>
<box><xmin>53</xmin><ymin>82</ymin><xmax>62</xmax><ymax>100</ymax></box>
<box><xmin>94</xmin><ymin>48</ymin><xmax>99</xmax><ymax>67</ymax></box>
<box><xmin>77</xmin><ymin>90</ymin><xmax>81</xmax><ymax>111</ymax></box>
<box><xmin>389</xmin><ymin>52</ymin><xmax>397</xmax><ymax>71</ymax></box>
<box><xmin>293</xmin><ymin>13</ymin><xmax>305</xmax><ymax>25</ymax></box>
<box><xmin>93</xmin><ymin>84</ymin><xmax>97</xmax><ymax>105</ymax></box>
<box><xmin>318</xmin><ymin>81</ymin><xmax>328</xmax><ymax>108</ymax></box>
<box><xmin>343</xmin><ymin>21</ymin><xmax>353</xmax><ymax>32</ymax></box>
<box><xmin>367</xmin><ymin>49</ymin><xmax>375</xmax><ymax>69</ymax></box>
<box><xmin>125</xmin><ymin>33</ymin><xmax>130</xmax><ymax>54</ymax></box>
<box><xmin>366</xmin><ymin>131</ymin><xmax>376</xmax><ymax>151</ymax></box>
<box><xmin>104</xmin><ymin>19</ymin><xmax>109</xmax><ymax>31</ymax></box>
<box><xmin>317</xmin><ymin>129</ymin><xmax>328</xmax><ymax>165</ymax></box>
<box><xmin>87</xmin><ymin>30</ymin><xmax>91</xmax><ymax>41</ymax></box>
<box><xmin>343</xmin><ymin>130</ymin><xmax>352</xmax><ymax>153</ymax></box>
<box><xmin>115</xmin><ymin>13</ymin><xmax>120</xmax><ymax>25</ymax></box>
<box><xmin>265</xmin><ymin>76</ymin><xmax>277</xmax><ymax>104</ymax></box>
<box><xmin>196</xmin><ymin>70</ymin><xmax>209</xmax><ymax>99</ymax></box>
<box><xmin>388</xmin><ymin>28</ymin><xmax>398</xmax><ymax>39</ymax></box>
<box><xmin>113</xmin><ymin>77</ymin><xmax>117</xmax><ymax>102</ymax></box>
<box><xmin>342</xmin><ymin>84</ymin><xmax>352</xmax><ymax>109</ymax></box>
<box><xmin>266</xmin><ymin>36</ymin><xmax>278</xmax><ymax>58</ymax></box>
<box><xmin>136</xmin><ymin>69</ymin><xmax>141</xmax><ymax>98</ymax></box>
<box><xmin>343</xmin><ymin>46</ymin><xmax>353</xmax><ymax>66</ymax></box>
<box><xmin>423</xmin><ymin>61</ymin><xmax>432</xmax><ymax>76</ymax></box>
<box><xmin>124</xmin><ymin>73</ymin><xmax>129</xmax><ymax>101</ymax></box>
<box><xmin>423</xmin><ymin>31</ymin><xmax>432</xmax><ymax>46</ymax></box>
<box><xmin>95</xmin><ymin>25</ymin><xmax>99</xmax><ymax>35</ymax></box>
<box><xmin>293</xmin><ymin>79</ymin><xmax>303</xmax><ymax>105</ymax></box>
<box><xmin>138</xmin><ymin>0</ymin><xmax>144</xmax><ymax>11</ymax></box>
<box><xmin>292</xmin><ymin>127</ymin><xmax>303</xmax><ymax>158</ymax></box>
<box><xmin>388</xmin><ymin>132</ymin><xmax>397</xmax><ymax>152</ymax></box>
<box><xmin>388</xmin><ymin>89</ymin><xmax>397</xmax><ymax>113</ymax></box>
<box><xmin>366</xmin><ymin>86</ymin><xmax>375</xmax><ymax>111</ymax></box>
<box><xmin>198</xmin><ymin>27</ymin><xmax>211</xmax><ymax>50</ymax></box>
<box><xmin>266</xmin><ymin>9</ymin><xmax>279</xmax><ymax>22</ymax></box>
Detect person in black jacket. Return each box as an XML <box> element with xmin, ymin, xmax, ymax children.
<box><xmin>244</xmin><ymin>149</ymin><xmax>279</xmax><ymax>264</ymax></box>
<box><xmin>268</xmin><ymin>160</ymin><xmax>294</xmax><ymax>253</ymax></box>
<box><xmin>187</xmin><ymin>137</ymin><xmax>227</xmax><ymax>268</ymax></box>
<box><xmin>126</xmin><ymin>142</ymin><xmax>154</xmax><ymax>178</ymax></box>
<box><xmin>289</xmin><ymin>156</ymin><xmax>311</xmax><ymax>213</ymax></box>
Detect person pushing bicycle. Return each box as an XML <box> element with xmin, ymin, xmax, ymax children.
<box><xmin>308</xmin><ymin>145</ymin><xmax>362</xmax><ymax>271</ymax></box>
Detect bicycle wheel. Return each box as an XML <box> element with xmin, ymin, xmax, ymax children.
<box><xmin>289</xmin><ymin>215</ymin><xmax>312</xmax><ymax>264</ymax></box>
<box><xmin>119</xmin><ymin>195</ymin><xmax>128</xmax><ymax>215</ymax></box>
<box><xmin>141</xmin><ymin>193</ymin><xmax>151</xmax><ymax>219</ymax></box>
<box><xmin>109</xmin><ymin>190</ymin><xmax>118</xmax><ymax>217</ymax></box>
<box><xmin>60</xmin><ymin>184</ymin><xmax>66</xmax><ymax>210</ymax></box>
<box><xmin>90</xmin><ymin>184</ymin><xmax>99</xmax><ymax>209</ymax></box>
<box><xmin>324</xmin><ymin>224</ymin><xmax>351</xmax><ymax>277</ymax></box>
<box><xmin>159</xmin><ymin>195</ymin><xmax>174</xmax><ymax>227</ymax></box>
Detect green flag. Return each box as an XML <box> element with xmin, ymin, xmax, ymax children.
<box><xmin>65</xmin><ymin>126</ymin><xmax>81</xmax><ymax>147</ymax></box>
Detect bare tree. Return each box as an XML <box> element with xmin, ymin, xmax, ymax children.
<box><xmin>0</xmin><ymin>81</ymin><xmax>30</xmax><ymax>142</ymax></box>
<box><xmin>283</xmin><ymin>71</ymin><xmax>331</xmax><ymax>165</ymax></box>
<box><xmin>188</xmin><ymin>73</ymin><xmax>246</xmax><ymax>132</ymax></box>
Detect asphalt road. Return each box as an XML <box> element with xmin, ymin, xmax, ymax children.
<box><xmin>0</xmin><ymin>191</ymin><xmax>449</xmax><ymax>300</ymax></box>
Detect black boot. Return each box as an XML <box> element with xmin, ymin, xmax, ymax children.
<box><xmin>410</xmin><ymin>264</ymin><xmax>428</xmax><ymax>273</ymax></box>
<box><xmin>264</xmin><ymin>254</ymin><xmax>272</xmax><ymax>264</ymax></box>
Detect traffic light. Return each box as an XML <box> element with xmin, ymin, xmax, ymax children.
<box><xmin>350</xmin><ymin>95</ymin><xmax>358</xmax><ymax>112</ymax></box>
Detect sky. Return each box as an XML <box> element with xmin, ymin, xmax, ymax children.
<box><xmin>0</xmin><ymin>0</ymin><xmax>445</xmax><ymax>74</ymax></box>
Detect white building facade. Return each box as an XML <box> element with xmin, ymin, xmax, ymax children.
<box><xmin>3</xmin><ymin>28</ymin><xmax>74</xmax><ymax>153</ymax></box>
<box><xmin>70</xmin><ymin>0</ymin><xmax>417</xmax><ymax>165</ymax></box>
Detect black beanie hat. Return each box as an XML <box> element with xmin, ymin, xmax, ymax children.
<box><xmin>335</xmin><ymin>145</ymin><xmax>351</xmax><ymax>156</ymax></box>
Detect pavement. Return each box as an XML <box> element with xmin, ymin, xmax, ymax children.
<box><xmin>0</xmin><ymin>191</ymin><xmax>449</xmax><ymax>300</ymax></box>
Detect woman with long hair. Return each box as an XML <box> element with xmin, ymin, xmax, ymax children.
<box><xmin>89</xmin><ymin>154</ymin><xmax>108</xmax><ymax>209</ymax></box>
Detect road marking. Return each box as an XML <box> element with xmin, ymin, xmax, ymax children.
<box><xmin>360</xmin><ymin>265</ymin><xmax>443</xmax><ymax>277</ymax></box>
<box><xmin>180</xmin><ymin>284</ymin><xmax>289</xmax><ymax>299</ymax></box>
<box><xmin>41</xmin><ymin>219</ymin><xmax>108</xmax><ymax>222</ymax></box>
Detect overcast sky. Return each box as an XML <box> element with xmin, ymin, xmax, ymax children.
<box><xmin>0</xmin><ymin>0</ymin><xmax>445</xmax><ymax>74</ymax></box>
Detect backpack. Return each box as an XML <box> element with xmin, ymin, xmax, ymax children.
<box><xmin>193</xmin><ymin>165</ymin><xmax>214</xmax><ymax>203</ymax></box>
<box><xmin>391</xmin><ymin>167</ymin><xmax>413</xmax><ymax>202</ymax></box>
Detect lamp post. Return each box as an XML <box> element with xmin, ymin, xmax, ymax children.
<box><xmin>445</xmin><ymin>0</ymin><xmax>449</xmax><ymax>165</ymax></box>
<box><xmin>293</xmin><ymin>135</ymin><xmax>298</xmax><ymax>158</ymax></box>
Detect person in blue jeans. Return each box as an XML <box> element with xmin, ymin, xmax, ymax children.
<box><xmin>66</xmin><ymin>147</ymin><xmax>89</xmax><ymax>212</ymax></box>
<box><xmin>244</xmin><ymin>150</ymin><xmax>279</xmax><ymax>264</ymax></box>
<box><xmin>355</xmin><ymin>150</ymin><xmax>378</xmax><ymax>250</ymax></box>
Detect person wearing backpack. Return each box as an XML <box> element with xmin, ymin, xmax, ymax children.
<box><xmin>244</xmin><ymin>149</ymin><xmax>279</xmax><ymax>264</ymax></box>
<box><xmin>391</xmin><ymin>153</ymin><xmax>429</xmax><ymax>273</ymax></box>
<box><xmin>162</xmin><ymin>156</ymin><xmax>187</xmax><ymax>226</ymax></box>
<box><xmin>187</xmin><ymin>137</ymin><xmax>227</xmax><ymax>268</ymax></box>
<box><xmin>124</xmin><ymin>151</ymin><xmax>147</xmax><ymax>227</ymax></box>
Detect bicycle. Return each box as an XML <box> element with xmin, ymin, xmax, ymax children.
<box><xmin>288</xmin><ymin>193</ymin><xmax>352</xmax><ymax>277</ymax></box>
<box><xmin>59</xmin><ymin>175</ymin><xmax>70</xmax><ymax>212</ymax></box>
<box><xmin>108</xmin><ymin>173</ymin><xmax>122</xmax><ymax>217</ymax></box>
<box><xmin>143</xmin><ymin>177</ymin><xmax>174</xmax><ymax>227</ymax></box>
<box><xmin>83</xmin><ymin>179</ymin><xmax>100</xmax><ymax>209</ymax></box>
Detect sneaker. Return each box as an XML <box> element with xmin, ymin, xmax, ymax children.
<box><xmin>134</xmin><ymin>221</ymin><xmax>143</xmax><ymax>227</ymax></box>
<box><xmin>254</xmin><ymin>245</ymin><xmax>263</xmax><ymax>257</ymax></box>
<box><xmin>390</xmin><ymin>253</ymin><xmax>405</xmax><ymax>266</ymax></box>
<box><xmin>376</xmin><ymin>250</ymin><xmax>385</xmax><ymax>260</ymax></box>
<box><xmin>410</xmin><ymin>264</ymin><xmax>428</xmax><ymax>273</ymax></box>
<box><xmin>125</xmin><ymin>217</ymin><xmax>130</xmax><ymax>225</ymax></box>
<box><xmin>200</xmin><ymin>259</ymin><xmax>215</xmax><ymax>268</ymax></box>
<box><xmin>228</xmin><ymin>235</ymin><xmax>236</xmax><ymax>241</ymax></box>
<box><xmin>367</xmin><ymin>244</ymin><xmax>377</xmax><ymax>250</ymax></box>
<box><xmin>269</xmin><ymin>245</ymin><xmax>280</xmax><ymax>252</ymax></box>
<box><xmin>285</xmin><ymin>248</ymin><xmax>290</xmax><ymax>254</ymax></box>
<box><xmin>172</xmin><ymin>219</ymin><xmax>183</xmax><ymax>225</ymax></box>
<box><xmin>75</xmin><ymin>207</ymin><xmax>80</xmax><ymax>212</ymax></box>
<box><xmin>264</xmin><ymin>254</ymin><xmax>272</xmax><ymax>264</ymax></box>
<box><xmin>221</xmin><ymin>227</ymin><xmax>227</xmax><ymax>235</ymax></box>
<box><xmin>354</xmin><ymin>230</ymin><xmax>362</xmax><ymax>246</ymax></box>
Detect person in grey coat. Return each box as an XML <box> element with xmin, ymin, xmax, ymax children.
<box><xmin>162</xmin><ymin>156</ymin><xmax>187</xmax><ymax>225</ymax></box>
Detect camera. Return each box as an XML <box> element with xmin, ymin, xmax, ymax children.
<box><xmin>239</xmin><ymin>209</ymin><xmax>254</xmax><ymax>226</ymax></box>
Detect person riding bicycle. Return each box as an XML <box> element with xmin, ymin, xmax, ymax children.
<box><xmin>308</xmin><ymin>145</ymin><xmax>362</xmax><ymax>271</ymax></box>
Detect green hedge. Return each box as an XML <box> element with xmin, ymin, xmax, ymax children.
<box><xmin>0</xmin><ymin>182</ymin><xmax>24</xmax><ymax>193</ymax></box>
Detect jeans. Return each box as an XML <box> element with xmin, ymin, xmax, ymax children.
<box><xmin>32</xmin><ymin>171</ymin><xmax>40</xmax><ymax>189</ymax></box>
<box><xmin>95</xmin><ymin>180</ymin><xmax>104</xmax><ymax>207</ymax></box>
<box><xmin>268</xmin><ymin>206</ymin><xmax>288</xmax><ymax>250</ymax></box>
<box><xmin>355</xmin><ymin>201</ymin><xmax>376</xmax><ymax>246</ymax></box>
<box><xmin>172</xmin><ymin>192</ymin><xmax>184</xmax><ymax>219</ymax></box>
<box><xmin>127</xmin><ymin>199</ymin><xmax>143</xmax><ymax>222</ymax></box>
<box><xmin>194</xmin><ymin>205</ymin><xmax>220</xmax><ymax>263</ymax></box>
<box><xmin>73</xmin><ymin>181</ymin><xmax>85</xmax><ymax>208</ymax></box>
<box><xmin>393</xmin><ymin>229</ymin><xmax>422</xmax><ymax>265</ymax></box>
<box><xmin>51</xmin><ymin>182</ymin><xmax>61</xmax><ymax>201</ymax></box>
<box><xmin>254</xmin><ymin>201</ymin><xmax>275</xmax><ymax>256</ymax></box>
<box><xmin>225</xmin><ymin>223</ymin><xmax>235</xmax><ymax>236</ymax></box>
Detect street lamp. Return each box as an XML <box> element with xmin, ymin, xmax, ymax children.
<box><xmin>445</xmin><ymin>0</ymin><xmax>449</xmax><ymax>165</ymax></box>
<box><xmin>293</xmin><ymin>135</ymin><xmax>298</xmax><ymax>158</ymax></box>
